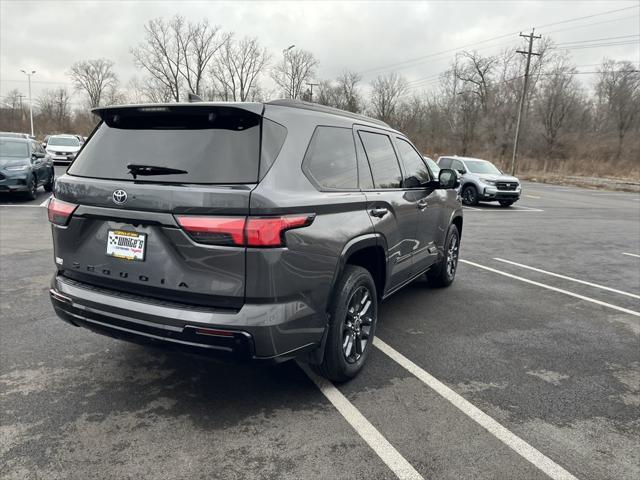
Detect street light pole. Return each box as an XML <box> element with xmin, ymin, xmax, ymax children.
<box><xmin>282</xmin><ymin>45</ymin><xmax>295</xmax><ymax>98</ymax></box>
<box><xmin>20</xmin><ymin>69</ymin><xmax>36</xmax><ymax>137</ymax></box>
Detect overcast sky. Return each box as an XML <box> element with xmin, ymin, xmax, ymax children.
<box><xmin>1</xmin><ymin>0</ymin><xmax>638</xmax><ymax>107</ymax></box>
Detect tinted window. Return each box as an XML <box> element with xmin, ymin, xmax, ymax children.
<box><xmin>358</xmin><ymin>131</ymin><xmax>402</xmax><ymax>189</ymax></box>
<box><xmin>68</xmin><ymin>108</ymin><xmax>261</xmax><ymax>184</ymax></box>
<box><xmin>303</xmin><ymin>126</ymin><xmax>357</xmax><ymax>190</ymax></box>
<box><xmin>396</xmin><ymin>138</ymin><xmax>431</xmax><ymax>188</ymax></box>
<box><xmin>424</xmin><ymin>157</ymin><xmax>440</xmax><ymax>175</ymax></box>
<box><xmin>260</xmin><ymin>118</ymin><xmax>287</xmax><ymax>179</ymax></box>
<box><xmin>0</xmin><ymin>139</ymin><xmax>29</xmax><ymax>158</ymax></box>
<box><xmin>465</xmin><ymin>160</ymin><xmax>501</xmax><ymax>174</ymax></box>
<box><xmin>49</xmin><ymin>136</ymin><xmax>80</xmax><ymax>147</ymax></box>
<box><xmin>451</xmin><ymin>159</ymin><xmax>466</xmax><ymax>172</ymax></box>
<box><xmin>355</xmin><ymin>135</ymin><xmax>374</xmax><ymax>189</ymax></box>
<box><xmin>438</xmin><ymin>157</ymin><xmax>452</xmax><ymax>168</ymax></box>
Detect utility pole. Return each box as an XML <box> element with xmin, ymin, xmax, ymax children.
<box><xmin>20</xmin><ymin>69</ymin><xmax>36</xmax><ymax>137</ymax></box>
<box><xmin>306</xmin><ymin>82</ymin><xmax>319</xmax><ymax>102</ymax></box>
<box><xmin>510</xmin><ymin>29</ymin><xmax>541</xmax><ymax>175</ymax></box>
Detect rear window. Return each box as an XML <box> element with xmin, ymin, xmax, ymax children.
<box><xmin>68</xmin><ymin>107</ymin><xmax>262</xmax><ymax>184</ymax></box>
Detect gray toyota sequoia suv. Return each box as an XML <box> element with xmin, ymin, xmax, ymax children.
<box><xmin>48</xmin><ymin>100</ymin><xmax>462</xmax><ymax>381</ymax></box>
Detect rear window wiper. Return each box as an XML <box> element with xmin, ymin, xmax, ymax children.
<box><xmin>126</xmin><ymin>163</ymin><xmax>188</xmax><ymax>179</ymax></box>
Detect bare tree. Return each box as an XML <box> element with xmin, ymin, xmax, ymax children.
<box><xmin>336</xmin><ymin>71</ymin><xmax>362</xmax><ymax>112</ymax></box>
<box><xmin>179</xmin><ymin>19</ymin><xmax>230</xmax><ymax>96</ymax></box>
<box><xmin>210</xmin><ymin>36</ymin><xmax>270</xmax><ymax>101</ymax></box>
<box><xmin>68</xmin><ymin>59</ymin><xmax>119</xmax><ymax>108</ymax></box>
<box><xmin>126</xmin><ymin>76</ymin><xmax>175</xmax><ymax>104</ymax></box>
<box><xmin>533</xmin><ymin>55</ymin><xmax>581</xmax><ymax>161</ymax></box>
<box><xmin>370</xmin><ymin>72</ymin><xmax>408</xmax><ymax>122</ymax></box>
<box><xmin>271</xmin><ymin>48</ymin><xmax>318</xmax><ymax>99</ymax></box>
<box><xmin>454</xmin><ymin>51</ymin><xmax>497</xmax><ymax>111</ymax></box>
<box><xmin>131</xmin><ymin>16</ymin><xmax>184</xmax><ymax>101</ymax></box>
<box><xmin>37</xmin><ymin>88</ymin><xmax>72</xmax><ymax>132</ymax></box>
<box><xmin>596</xmin><ymin>60</ymin><xmax>640</xmax><ymax>160</ymax></box>
<box><xmin>1</xmin><ymin>89</ymin><xmax>26</xmax><ymax>131</ymax></box>
<box><xmin>315</xmin><ymin>80</ymin><xmax>341</xmax><ymax>108</ymax></box>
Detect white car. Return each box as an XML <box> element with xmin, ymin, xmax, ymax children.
<box><xmin>45</xmin><ymin>134</ymin><xmax>81</xmax><ymax>164</ymax></box>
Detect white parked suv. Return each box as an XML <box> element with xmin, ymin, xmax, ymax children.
<box><xmin>437</xmin><ymin>156</ymin><xmax>521</xmax><ymax>207</ymax></box>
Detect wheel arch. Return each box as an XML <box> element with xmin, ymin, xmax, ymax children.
<box><xmin>329</xmin><ymin>233</ymin><xmax>388</xmax><ymax>309</ymax></box>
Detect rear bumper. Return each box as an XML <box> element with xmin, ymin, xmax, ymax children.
<box><xmin>50</xmin><ymin>274</ymin><xmax>326</xmax><ymax>362</ymax></box>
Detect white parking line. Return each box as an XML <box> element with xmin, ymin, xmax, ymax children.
<box><xmin>299</xmin><ymin>363</ymin><xmax>423</xmax><ymax>480</ymax></box>
<box><xmin>622</xmin><ymin>252</ymin><xmax>640</xmax><ymax>258</ymax></box>
<box><xmin>463</xmin><ymin>205</ymin><xmax>544</xmax><ymax>212</ymax></box>
<box><xmin>0</xmin><ymin>204</ymin><xmax>42</xmax><ymax>208</ymax></box>
<box><xmin>494</xmin><ymin>258</ymin><xmax>640</xmax><ymax>300</ymax></box>
<box><xmin>460</xmin><ymin>259</ymin><xmax>640</xmax><ymax>317</ymax></box>
<box><xmin>374</xmin><ymin>339</ymin><xmax>579</xmax><ymax>480</ymax></box>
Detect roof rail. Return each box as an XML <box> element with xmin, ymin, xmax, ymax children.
<box><xmin>266</xmin><ymin>99</ymin><xmax>390</xmax><ymax>128</ymax></box>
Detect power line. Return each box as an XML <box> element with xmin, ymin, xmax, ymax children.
<box><xmin>358</xmin><ymin>5</ymin><xmax>639</xmax><ymax>78</ymax></box>
<box><xmin>564</xmin><ymin>40</ymin><xmax>640</xmax><ymax>50</ymax></box>
<box><xmin>533</xmin><ymin>4</ymin><xmax>638</xmax><ymax>29</ymax></box>
<box><xmin>542</xmin><ymin>14</ymin><xmax>639</xmax><ymax>35</ymax></box>
<box><xmin>555</xmin><ymin>34</ymin><xmax>639</xmax><ymax>45</ymax></box>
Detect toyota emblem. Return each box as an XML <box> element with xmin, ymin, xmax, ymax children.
<box><xmin>112</xmin><ymin>189</ymin><xmax>128</xmax><ymax>205</ymax></box>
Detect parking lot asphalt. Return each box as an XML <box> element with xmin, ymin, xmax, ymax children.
<box><xmin>1</xmin><ymin>179</ymin><xmax>639</xmax><ymax>480</ymax></box>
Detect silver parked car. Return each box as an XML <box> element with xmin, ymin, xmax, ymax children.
<box><xmin>437</xmin><ymin>156</ymin><xmax>521</xmax><ymax>207</ymax></box>
<box><xmin>45</xmin><ymin>134</ymin><xmax>82</xmax><ymax>165</ymax></box>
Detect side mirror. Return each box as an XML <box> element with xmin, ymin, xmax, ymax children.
<box><xmin>438</xmin><ymin>169</ymin><xmax>460</xmax><ymax>189</ymax></box>
<box><xmin>32</xmin><ymin>151</ymin><xmax>45</xmax><ymax>160</ymax></box>
<box><xmin>456</xmin><ymin>168</ymin><xmax>466</xmax><ymax>175</ymax></box>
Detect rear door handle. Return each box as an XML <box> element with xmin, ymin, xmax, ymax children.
<box><xmin>417</xmin><ymin>199</ymin><xmax>428</xmax><ymax>210</ymax></box>
<box><xmin>369</xmin><ymin>207</ymin><xmax>389</xmax><ymax>218</ymax></box>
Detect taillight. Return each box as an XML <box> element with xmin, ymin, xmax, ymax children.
<box><xmin>47</xmin><ymin>198</ymin><xmax>78</xmax><ymax>226</ymax></box>
<box><xmin>175</xmin><ymin>214</ymin><xmax>315</xmax><ymax>247</ymax></box>
<box><xmin>245</xmin><ymin>215</ymin><xmax>315</xmax><ymax>246</ymax></box>
<box><xmin>175</xmin><ymin>216</ymin><xmax>245</xmax><ymax>246</ymax></box>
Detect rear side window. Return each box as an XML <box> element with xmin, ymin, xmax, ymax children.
<box><xmin>302</xmin><ymin>126</ymin><xmax>358</xmax><ymax>190</ymax></box>
<box><xmin>358</xmin><ymin>131</ymin><xmax>402</xmax><ymax>189</ymax></box>
<box><xmin>438</xmin><ymin>157</ymin><xmax>452</xmax><ymax>168</ymax></box>
<box><xmin>396</xmin><ymin>138</ymin><xmax>431</xmax><ymax>188</ymax></box>
<box><xmin>451</xmin><ymin>159</ymin><xmax>465</xmax><ymax>172</ymax></box>
<box><xmin>68</xmin><ymin>107</ymin><xmax>261</xmax><ymax>184</ymax></box>
<box><xmin>260</xmin><ymin>118</ymin><xmax>287</xmax><ymax>179</ymax></box>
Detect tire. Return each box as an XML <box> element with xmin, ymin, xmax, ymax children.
<box><xmin>312</xmin><ymin>265</ymin><xmax>377</xmax><ymax>382</ymax></box>
<box><xmin>25</xmin><ymin>174</ymin><xmax>37</xmax><ymax>200</ymax></box>
<box><xmin>499</xmin><ymin>200</ymin><xmax>514</xmax><ymax>207</ymax></box>
<box><xmin>427</xmin><ymin>224</ymin><xmax>460</xmax><ymax>288</ymax></box>
<box><xmin>44</xmin><ymin>169</ymin><xmax>55</xmax><ymax>192</ymax></box>
<box><xmin>462</xmin><ymin>185</ymin><xmax>478</xmax><ymax>206</ymax></box>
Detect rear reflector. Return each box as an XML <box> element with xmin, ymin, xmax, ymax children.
<box><xmin>175</xmin><ymin>214</ymin><xmax>315</xmax><ymax>247</ymax></box>
<box><xmin>47</xmin><ymin>198</ymin><xmax>78</xmax><ymax>226</ymax></box>
<box><xmin>193</xmin><ymin>327</ymin><xmax>235</xmax><ymax>337</ymax></box>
